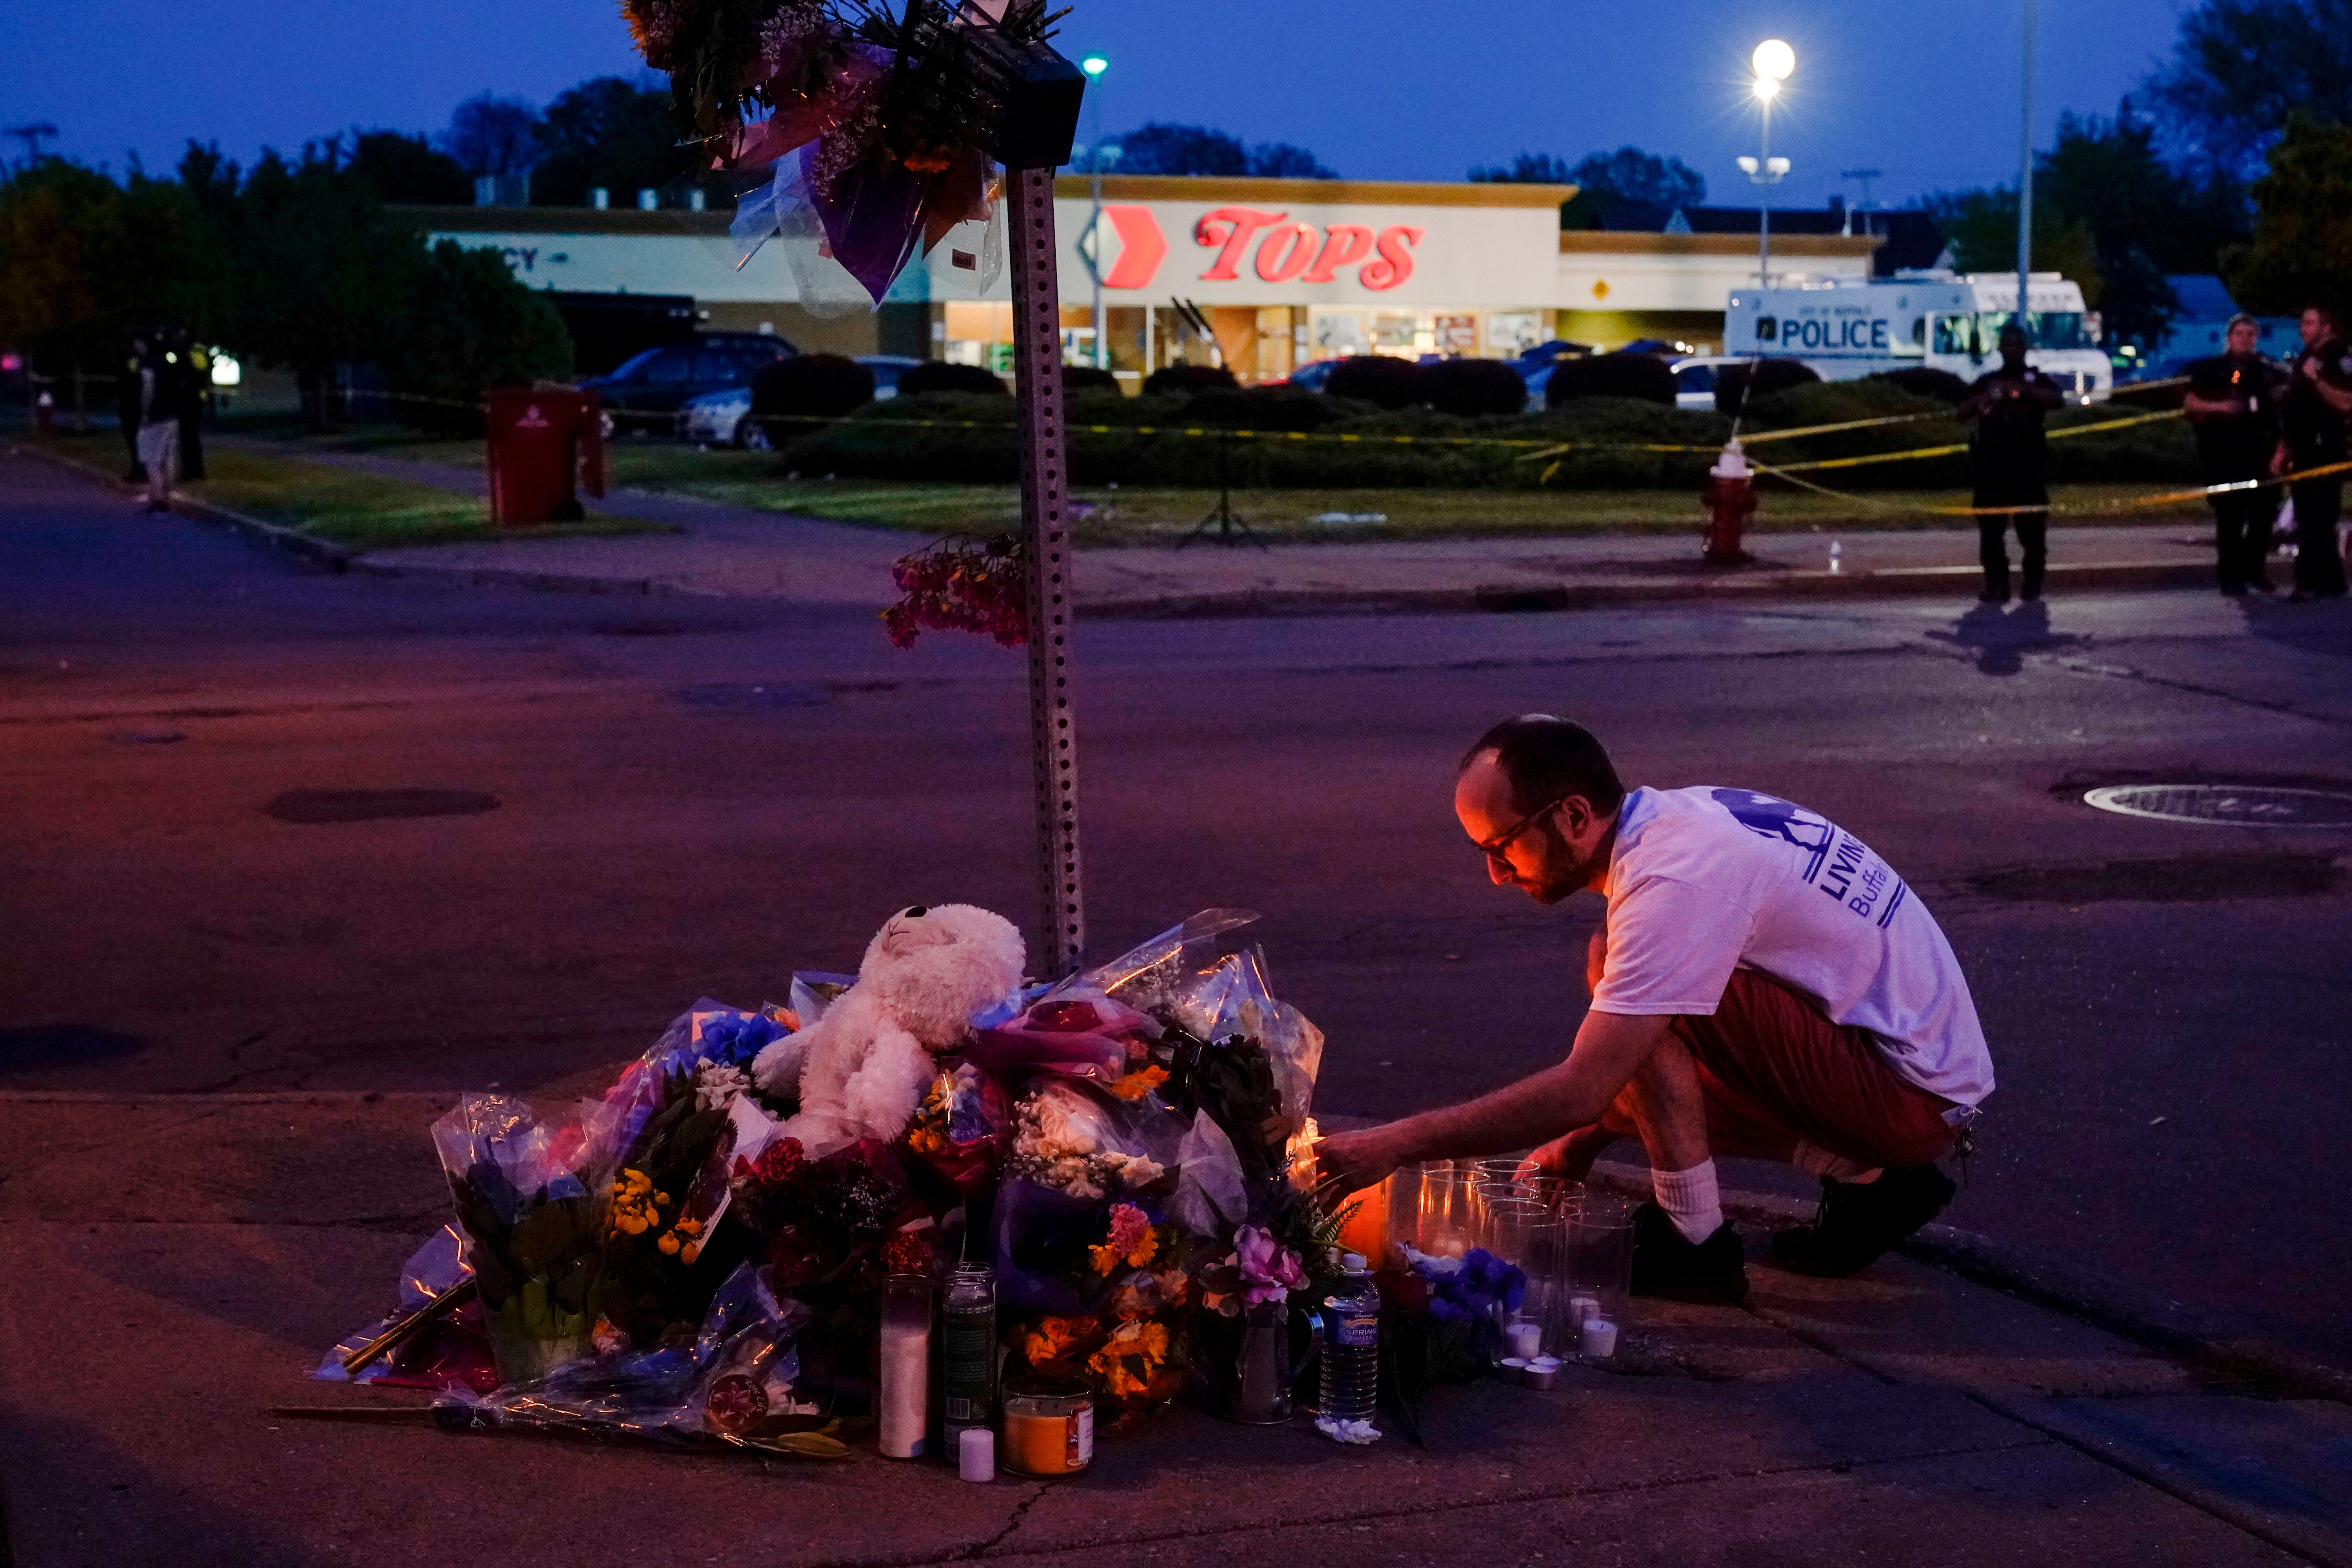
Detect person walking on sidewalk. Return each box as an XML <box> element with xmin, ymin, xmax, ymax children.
<box><xmin>1316</xmin><ymin>716</ymin><xmax>1991</xmax><ymax>1304</ymax></box>
<box><xmin>2184</xmin><ymin>316</ymin><xmax>2288</xmax><ymax>596</ymax></box>
<box><xmin>1957</xmin><ymin>323</ymin><xmax>2064</xmax><ymax>603</ymax></box>
<box><xmin>2277</xmin><ymin>304</ymin><xmax>2352</xmax><ymax>601</ymax></box>
<box><xmin>132</xmin><ymin>335</ymin><xmax>181</xmax><ymax>514</ymax></box>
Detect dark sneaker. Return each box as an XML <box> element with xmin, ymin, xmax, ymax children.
<box><xmin>1771</xmin><ymin>1163</ymin><xmax>1957</xmax><ymax>1278</ymax></box>
<box><xmin>1630</xmin><ymin>1201</ymin><xmax>1748</xmax><ymax>1303</ymax></box>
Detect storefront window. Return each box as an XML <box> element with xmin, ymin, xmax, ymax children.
<box><xmin>1434</xmin><ymin>314</ymin><xmax>1478</xmax><ymax>355</ymax></box>
<box><xmin>1488</xmin><ymin>312</ymin><xmax>1544</xmax><ymax>356</ymax></box>
<box><xmin>1311</xmin><ymin>309</ymin><xmax>1366</xmax><ymax>359</ymax></box>
<box><xmin>1371</xmin><ymin>311</ymin><xmax>1418</xmax><ymax>352</ymax></box>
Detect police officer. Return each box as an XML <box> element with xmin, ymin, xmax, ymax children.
<box><xmin>2183</xmin><ymin>314</ymin><xmax>2288</xmax><ymax>595</ymax></box>
<box><xmin>2276</xmin><ymin>304</ymin><xmax>2352</xmax><ymax>601</ymax></box>
<box><xmin>1957</xmin><ymin>323</ymin><xmax>2064</xmax><ymax>602</ymax></box>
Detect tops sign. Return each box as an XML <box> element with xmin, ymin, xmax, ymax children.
<box><xmin>1092</xmin><ymin>203</ymin><xmax>1424</xmax><ymax>293</ymax></box>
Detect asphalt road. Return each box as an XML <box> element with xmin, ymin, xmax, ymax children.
<box><xmin>6</xmin><ymin>449</ymin><xmax>2351</xmax><ymax>1370</ymax></box>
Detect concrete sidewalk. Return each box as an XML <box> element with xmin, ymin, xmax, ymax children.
<box><xmin>3</xmin><ymin>1089</ymin><xmax>2345</xmax><ymax>1567</ymax></box>
<box><xmin>226</xmin><ymin>444</ymin><xmax>2225</xmax><ymax>615</ymax></box>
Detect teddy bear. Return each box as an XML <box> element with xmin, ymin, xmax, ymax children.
<box><xmin>752</xmin><ymin>904</ymin><xmax>1025</xmax><ymax>1156</ymax></box>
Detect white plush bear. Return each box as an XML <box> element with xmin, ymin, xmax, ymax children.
<box><xmin>752</xmin><ymin>904</ymin><xmax>1025</xmax><ymax>1156</ymax></box>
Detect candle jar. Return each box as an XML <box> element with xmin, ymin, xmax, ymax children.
<box><xmin>878</xmin><ymin>1273</ymin><xmax>932</xmax><ymax>1459</ymax></box>
<box><xmin>1563</xmin><ymin>1193</ymin><xmax>1633</xmax><ymax>1361</ymax></box>
<box><xmin>1000</xmin><ymin>1388</ymin><xmax>1093</xmax><ymax>1477</ymax></box>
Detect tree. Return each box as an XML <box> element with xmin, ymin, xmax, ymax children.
<box><xmin>1570</xmin><ymin>147</ymin><xmax>1706</xmax><ymax>209</ymax></box>
<box><xmin>1922</xmin><ymin>186</ymin><xmax>2105</xmax><ymax>307</ymax></box>
<box><xmin>1468</xmin><ymin>152</ymin><xmax>1577</xmax><ymax>185</ymax></box>
<box><xmin>1107</xmin><ymin>123</ymin><xmax>1336</xmax><ymax>178</ymax></box>
<box><xmin>0</xmin><ymin>157</ymin><xmax>232</xmax><ymax>375</ymax></box>
<box><xmin>530</xmin><ymin>76</ymin><xmax>688</xmax><ymax>205</ymax></box>
<box><xmin>383</xmin><ymin>240</ymin><xmax>572</xmax><ymax>427</ymax></box>
<box><xmin>346</xmin><ymin>131</ymin><xmax>472</xmax><ymax>204</ymax></box>
<box><xmin>439</xmin><ymin>94</ymin><xmax>541</xmax><ymax>177</ymax></box>
<box><xmin>2145</xmin><ymin>0</ymin><xmax>2352</xmax><ymax>177</ymax></box>
<box><xmin>229</xmin><ymin>146</ymin><xmax>420</xmax><ymax>419</ymax></box>
<box><xmin>2223</xmin><ymin>117</ymin><xmax>2352</xmax><ymax>317</ymax></box>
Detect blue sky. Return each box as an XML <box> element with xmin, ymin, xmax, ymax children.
<box><xmin>3</xmin><ymin>0</ymin><xmax>2189</xmax><ymax>211</ymax></box>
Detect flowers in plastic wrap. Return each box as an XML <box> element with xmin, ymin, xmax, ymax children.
<box><xmin>1198</xmin><ymin>1226</ymin><xmax>1308</xmax><ymax>1318</ymax></box>
<box><xmin>432</xmin><ymin>1095</ymin><xmax>613</xmax><ymax>1387</ymax></box>
<box><xmin>897</xmin><ymin>1060</ymin><xmax>1007</xmax><ymax>1196</ymax></box>
<box><xmin>434</xmin><ymin>1262</ymin><xmax>850</xmax><ymax>1461</ymax></box>
<box><xmin>1000</xmin><ymin>1197</ymin><xmax>1194</xmax><ymax>1428</ymax></box>
<box><xmin>1008</xmin><ymin>1080</ymin><xmax>1170</xmax><ymax>1203</ymax></box>
<box><xmin>597</xmin><ymin>1051</ymin><xmax>747</xmax><ymax>1348</ymax></box>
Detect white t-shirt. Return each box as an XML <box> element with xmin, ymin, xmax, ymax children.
<box><xmin>1589</xmin><ymin>785</ymin><xmax>1993</xmax><ymax>1109</ymax></box>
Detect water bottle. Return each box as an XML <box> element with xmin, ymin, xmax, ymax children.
<box><xmin>1828</xmin><ymin>540</ymin><xmax>1843</xmax><ymax>573</ymax></box>
<box><xmin>1318</xmin><ymin>1253</ymin><xmax>1381</xmax><ymax>1425</ymax></box>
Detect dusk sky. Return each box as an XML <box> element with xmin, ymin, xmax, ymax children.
<box><xmin>5</xmin><ymin>0</ymin><xmax>2190</xmax><ymax>211</ymax></box>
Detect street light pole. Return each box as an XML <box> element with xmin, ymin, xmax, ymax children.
<box><xmin>1740</xmin><ymin>40</ymin><xmax>1795</xmax><ymax>288</ymax></box>
<box><xmin>2015</xmin><ymin>0</ymin><xmax>2036</xmax><ymax>322</ymax></box>
<box><xmin>1081</xmin><ymin>55</ymin><xmax>1109</xmax><ymax>370</ymax></box>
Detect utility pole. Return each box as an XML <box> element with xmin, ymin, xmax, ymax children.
<box><xmin>1740</xmin><ymin>42</ymin><xmax>1795</xmax><ymax>287</ymax></box>
<box><xmin>5</xmin><ymin>123</ymin><xmax>59</xmax><ymax>169</ymax></box>
<box><xmin>2016</xmin><ymin>0</ymin><xmax>2037</xmax><ymax>322</ymax></box>
<box><xmin>1840</xmin><ymin>168</ymin><xmax>1883</xmax><ymax>237</ymax></box>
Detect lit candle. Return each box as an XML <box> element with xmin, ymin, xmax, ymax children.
<box><xmin>1581</xmin><ymin>1316</ymin><xmax>1618</xmax><ymax>1360</ymax></box>
<box><xmin>1568</xmin><ymin>1294</ymin><xmax>1601</xmax><ymax>1327</ymax></box>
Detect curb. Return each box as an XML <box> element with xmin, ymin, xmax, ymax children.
<box><xmin>8</xmin><ymin>442</ymin><xmax>353</xmax><ymax>571</ymax></box>
<box><xmin>1578</xmin><ymin>1161</ymin><xmax>2352</xmax><ymax>1405</ymax></box>
<box><xmin>345</xmin><ymin>557</ymin><xmax>671</xmax><ymax>596</ymax></box>
<box><xmin>1078</xmin><ymin>559</ymin><xmax>2215</xmax><ymax>621</ymax></box>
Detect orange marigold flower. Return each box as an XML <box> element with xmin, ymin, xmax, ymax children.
<box><xmin>1107</xmin><ymin>1066</ymin><xmax>1169</xmax><ymax>1102</ymax></box>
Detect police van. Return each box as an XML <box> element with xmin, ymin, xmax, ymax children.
<box><xmin>1723</xmin><ymin>270</ymin><xmax>2111</xmax><ymax>402</ymax></box>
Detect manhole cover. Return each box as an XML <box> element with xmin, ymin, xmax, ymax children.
<box><xmin>2083</xmin><ymin>784</ymin><xmax>2352</xmax><ymax>828</ymax></box>
<box><xmin>265</xmin><ymin>789</ymin><xmax>501</xmax><ymax>824</ymax></box>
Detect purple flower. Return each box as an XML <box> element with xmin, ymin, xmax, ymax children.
<box><xmin>1233</xmin><ymin>1225</ymin><xmax>1308</xmax><ymax>1306</ymax></box>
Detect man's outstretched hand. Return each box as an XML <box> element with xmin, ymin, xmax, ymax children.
<box><xmin>1521</xmin><ymin>1123</ymin><xmax>1618</xmax><ymax>1185</ymax></box>
<box><xmin>1313</xmin><ymin>1123</ymin><xmax>1409</xmax><ymax>1195</ymax></box>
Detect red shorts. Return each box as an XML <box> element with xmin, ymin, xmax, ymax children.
<box><xmin>1641</xmin><ymin>968</ymin><xmax>1958</xmax><ymax>1170</ymax></box>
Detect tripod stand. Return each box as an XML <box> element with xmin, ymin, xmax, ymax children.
<box><xmin>1178</xmin><ymin>428</ymin><xmax>1265</xmax><ymax>548</ymax></box>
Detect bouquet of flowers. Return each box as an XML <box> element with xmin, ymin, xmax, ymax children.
<box><xmin>1375</xmin><ymin>1245</ymin><xmax>1529</xmax><ymax>1448</ymax></box>
<box><xmin>1001</xmin><ymin>1198</ymin><xmax>1195</xmax><ymax>1428</ymax></box>
<box><xmin>432</xmin><ymin>1095</ymin><xmax>613</xmax><ymax>1387</ymax></box>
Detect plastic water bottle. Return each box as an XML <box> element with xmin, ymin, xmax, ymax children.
<box><xmin>1318</xmin><ymin>1253</ymin><xmax>1381</xmax><ymax>1425</ymax></box>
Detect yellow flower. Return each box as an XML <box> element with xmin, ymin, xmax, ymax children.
<box><xmin>657</xmin><ymin>1232</ymin><xmax>681</xmax><ymax>1256</ymax></box>
<box><xmin>681</xmin><ymin>1241</ymin><xmax>701</xmax><ymax>1265</ymax></box>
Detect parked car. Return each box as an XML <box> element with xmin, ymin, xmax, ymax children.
<box><xmin>585</xmin><ymin>332</ymin><xmax>795</xmax><ymax>430</ymax></box>
<box><xmin>1667</xmin><ymin>355</ymin><xmax>1753</xmax><ymax>412</ymax></box>
<box><xmin>679</xmin><ymin>354</ymin><xmax>932</xmax><ymax>448</ymax></box>
<box><xmin>1285</xmin><ymin>358</ymin><xmax>1338</xmax><ymax>392</ymax></box>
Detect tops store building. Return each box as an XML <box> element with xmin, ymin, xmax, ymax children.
<box><xmin>404</xmin><ymin>175</ymin><xmax>1880</xmax><ymax>383</ymax></box>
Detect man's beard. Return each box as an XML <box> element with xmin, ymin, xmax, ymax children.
<box><xmin>1518</xmin><ymin>821</ymin><xmax>1603</xmax><ymax>904</ymax></box>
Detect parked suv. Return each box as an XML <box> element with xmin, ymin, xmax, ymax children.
<box><xmin>585</xmin><ymin>333</ymin><xmax>796</xmax><ymax>429</ymax></box>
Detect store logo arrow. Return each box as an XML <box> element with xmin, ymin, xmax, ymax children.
<box><xmin>1099</xmin><ymin>205</ymin><xmax>1167</xmax><ymax>289</ymax></box>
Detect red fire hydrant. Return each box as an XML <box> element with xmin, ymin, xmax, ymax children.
<box><xmin>1701</xmin><ymin>441</ymin><xmax>1756</xmax><ymax>563</ymax></box>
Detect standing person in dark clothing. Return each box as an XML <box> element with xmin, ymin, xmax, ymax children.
<box><xmin>2276</xmin><ymin>305</ymin><xmax>2352</xmax><ymax>601</ymax></box>
<box><xmin>172</xmin><ymin>330</ymin><xmax>209</xmax><ymax>483</ymax></box>
<box><xmin>116</xmin><ymin>331</ymin><xmax>151</xmax><ymax>484</ymax></box>
<box><xmin>2184</xmin><ymin>316</ymin><xmax>2288</xmax><ymax>595</ymax></box>
<box><xmin>1957</xmin><ymin>324</ymin><xmax>2065</xmax><ymax>602</ymax></box>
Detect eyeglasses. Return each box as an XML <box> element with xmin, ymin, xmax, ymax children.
<box><xmin>1473</xmin><ymin>795</ymin><xmax>1573</xmax><ymax>867</ymax></box>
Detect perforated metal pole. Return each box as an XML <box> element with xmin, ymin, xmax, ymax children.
<box><xmin>1007</xmin><ymin>163</ymin><xmax>1085</xmax><ymax>977</ymax></box>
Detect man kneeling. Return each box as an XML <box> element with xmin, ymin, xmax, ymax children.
<box><xmin>1316</xmin><ymin>715</ymin><xmax>1991</xmax><ymax>1302</ymax></box>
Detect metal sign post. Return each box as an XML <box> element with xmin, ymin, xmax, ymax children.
<box><xmin>1006</xmin><ymin>163</ymin><xmax>1085</xmax><ymax>977</ymax></box>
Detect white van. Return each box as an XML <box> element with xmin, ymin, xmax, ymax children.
<box><xmin>1723</xmin><ymin>270</ymin><xmax>2111</xmax><ymax>402</ymax></box>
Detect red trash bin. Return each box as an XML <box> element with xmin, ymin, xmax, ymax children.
<box><xmin>485</xmin><ymin>385</ymin><xmax>605</xmax><ymax>526</ymax></box>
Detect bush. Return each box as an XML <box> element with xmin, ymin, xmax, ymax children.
<box><xmin>897</xmin><ymin>360</ymin><xmax>1007</xmax><ymax>397</ymax></box>
<box><xmin>1742</xmin><ymin>379</ymin><xmax>1965</xmax><ymax>486</ymax></box>
<box><xmin>1867</xmin><ymin>366</ymin><xmax>1971</xmax><ymax>403</ymax></box>
<box><xmin>750</xmin><ymin>353</ymin><xmax>874</xmax><ymax>424</ymax></box>
<box><xmin>1547</xmin><ymin>352</ymin><xmax>1675</xmax><ymax>407</ymax></box>
<box><xmin>1713</xmin><ymin>357</ymin><xmax>1819</xmax><ymax>416</ymax></box>
<box><xmin>1062</xmin><ymin>364</ymin><xmax>1120</xmax><ymax>394</ymax></box>
<box><xmin>1143</xmin><ymin>362</ymin><xmax>1238</xmax><ymax>396</ymax></box>
<box><xmin>1322</xmin><ymin>355</ymin><xmax>1427</xmax><ymax>409</ymax></box>
<box><xmin>384</xmin><ymin>239</ymin><xmax>572</xmax><ymax>432</ymax></box>
<box><xmin>1180</xmin><ymin>386</ymin><xmax>1344</xmax><ymax>430</ymax></box>
<box><xmin>1421</xmin><ymin>357</ymin><xmax>1531</xmax><ymax>416</ymax></box>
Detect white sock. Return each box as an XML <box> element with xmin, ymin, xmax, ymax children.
<box><xmin>1651</xmin><ymin>1160</ymin><xmax>1724</xmax><ymax>1245</ymax></box>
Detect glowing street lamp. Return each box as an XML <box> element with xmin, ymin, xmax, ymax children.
<box><xmin>1740</xmin><ymin>39</ymin><xmax>1795</xmax><ymax>287</ymax></box>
